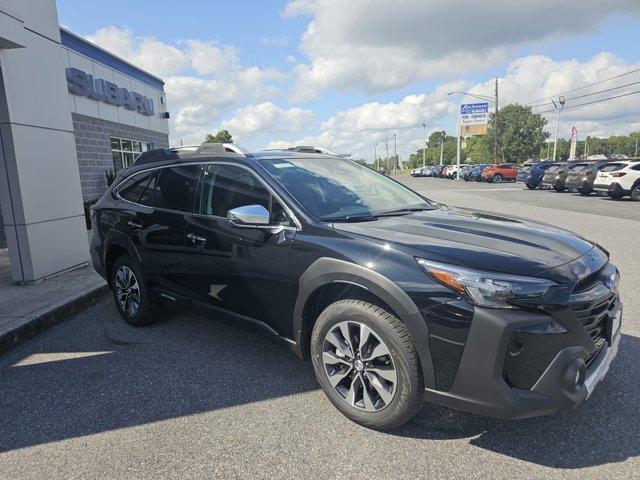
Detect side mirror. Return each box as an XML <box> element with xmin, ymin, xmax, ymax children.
<box><xmin>227</xmin><ymin>204</ymin><xmax>270</xmax><ymax>227</ymax></box>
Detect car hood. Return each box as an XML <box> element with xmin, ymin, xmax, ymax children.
<box><xmin>334</xmin><ymin>207</ymin><xmax>594</xmax><ymax>276</ymax></box>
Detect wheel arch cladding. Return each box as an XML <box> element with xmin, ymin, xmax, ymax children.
<box><xmin>293</xmin><ymin>257</ymin><xmax>436</xmax><ymax>390</ymax></box>
<box><xmin>104</xmin><ymin>232</ymin><xmax>142</xmax><ymax>283</ymax></box>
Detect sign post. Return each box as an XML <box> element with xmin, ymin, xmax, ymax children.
<box><xmin>569</xmin><ymin>126</ymin><xmax>578</xmax><ymax>160</ymax></box>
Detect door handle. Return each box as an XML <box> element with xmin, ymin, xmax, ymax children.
<box><xmin>187</xmin><ymin>233</ymin><xmax>207</xmax><ymax>246</ymax></box>
<box><xmin>128</xmin><ymin>220</ymin><xmax>142</xmax><ymax>232</ymax></box>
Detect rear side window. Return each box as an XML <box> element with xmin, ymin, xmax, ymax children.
<box><xmin>154</xmin><ymin>165</ymin><xmax>199</xmax><ymax>212</ymax></box>
<box><xmin>117</xmin><ymin>170</ymin><xmax>156</xmax><ymax>205</ymax></box>
<box><xmin>601</xmin><ymin>163</ymin><xmax>624</xmax><ymax>172</ymax></box>
<box><xmin>632</xmin><ymin>164</ymin><xmax>640</xmax><ymax>171</ymax></box>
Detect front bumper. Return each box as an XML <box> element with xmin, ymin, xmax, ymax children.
<box><xmin>428</xmin><ymin>299</ymin><xmax>621</xmax><ymax>419</ymax></box>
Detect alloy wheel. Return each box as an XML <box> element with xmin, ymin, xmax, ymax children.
<box><xmin>321</xmin><ymin>321</ymin><xmax>397</xmax><ymax>412</ymax></box>
<box><xmin>115</xmin><ymin>265</ymin><xmax>141</xmax><ymax>317</ymax></box>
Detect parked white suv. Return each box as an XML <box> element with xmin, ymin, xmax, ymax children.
<box><xmin>593</xmin><ymin>160</ymin><xmax>640</xmax><ymax>201</ymax></box>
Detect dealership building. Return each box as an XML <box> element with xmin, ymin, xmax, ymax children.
<box><xmin>0</xmin><ymin>0</ymin><xmax>169</xmax><ymax>282</ymax></box>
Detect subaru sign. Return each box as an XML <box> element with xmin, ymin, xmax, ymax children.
<box><xmin>65</xmin><ymin>67</ymin><xmax>155</xmax><ymax>116</ymax></box>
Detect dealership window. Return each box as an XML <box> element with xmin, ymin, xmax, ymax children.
<box><xmin>111</xmin><ymin>137</ymin><xmax>153</xmax><ymax>172</ymax></box>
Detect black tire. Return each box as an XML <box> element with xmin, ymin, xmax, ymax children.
<box><xmin>475</xmin><ymin>176</ymin><xmax>482</xmax><ymax>182</ymax></box>
<box><xmin>492</xmin><ymin>174</ymin><xmax>502</xmax><ymax>183</ymax></box>
<box><xmin>111</xmin><ymin>254</ymin><xmax>157</xmax><ymax>326</ymax></box>
<box><xmin>553</xmin><ymin>183</ymin><xmax>565</xmax><ymax>192</ymax></box>
<box><xmin>631</xmin><ymin>183</ymin><xmax>640</xmax><ymax>202</ymax></box>
<box><xmin>310</xmin><ymin>300</ymin><xmax>424</xmax><ymax>430</ymax></box>
<box><xmin>578</xmin><ymin>188</ymin><xmax>591</xmax><ymax>196</ymax></box>
<box><xmin>525</xmin><ymin>182</ymin><xmax>537</xmax><ymax>190</ymax></box>
<box><xmin>608</xmin><ymin>191</ymin><xmax>624</xmax><ymax>200</ymax></box>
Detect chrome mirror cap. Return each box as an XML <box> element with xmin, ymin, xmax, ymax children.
<box><xmin>227</xmin><ymin>204</ymin><xmax>270</xmax><ymax>227</ymax></box>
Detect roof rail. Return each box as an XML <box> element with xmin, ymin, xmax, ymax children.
<box><xmin>284</xmin><ymin>145</ymin><xmax>338</xmax><ymax>155</ymax></box>
<box><xmin>195</xmin><ymin>143</ymin><xmax>248</xmax><ymax>156</ymax></box>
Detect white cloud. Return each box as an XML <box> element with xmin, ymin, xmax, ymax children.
<box><xmin>220</xmin><ymin>102</ymin><xmax>315</xmax><ymax>137</ymax></box>
<box><xmin>284</xmin><ymin>0</ymin><xmax>640</xmax><ymax>100</ymax></box>
<box><xmin>84</xmin><ymin>27</ymin><xmax>286</xmax><ymax>145</ymax></box>
<box><xmin>466</xmin><ymin>53</ymin><xmax>640</xmax><ymax>138</ymax></box>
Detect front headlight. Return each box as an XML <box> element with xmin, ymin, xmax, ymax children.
<box><xmin>416</xmin><ymin>258</ymin><xmax>557</xmax><ymax>309</ymax></box>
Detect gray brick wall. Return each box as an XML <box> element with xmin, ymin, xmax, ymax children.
<box><xmin>72</xmin><ymin>113</ymin><xmax>169</xmax><ymax>201</ymax></box>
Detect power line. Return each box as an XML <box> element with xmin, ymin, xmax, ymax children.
<box><xmin>529</xmin><ymin>79</ymin><xmax>640</xmax><ymax>109</ymax></box>
<box><xmin>536</xmin><ymin>89</ymin><xmax>640</xmax><ymax>114</ymax></box>
<box><xmin>523</xmin><ymin>66</ymin><xmax>640</xmax><ymax>106</ymax></box>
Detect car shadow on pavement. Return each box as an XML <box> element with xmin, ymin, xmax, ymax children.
<box><xmin>1</xmin><ymin>300</ymin><xmax>638</xmax><ymax>470</ymax></box>
<box><xmin>0</xmin><ymin>301</ymin><xmax>318</xmax><ymax>453</ymax></box>
<box><xmin>391</xmin><ymin>333</ymin><xmax>640</xmax><ymax>469</ymax></box>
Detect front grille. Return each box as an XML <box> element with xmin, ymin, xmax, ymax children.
<box><xmin>569</xmin><ymin>290</ymin><xmax>616</xmax><ymax>345</ymax></box>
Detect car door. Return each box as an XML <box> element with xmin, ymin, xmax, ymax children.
<box><xmin>183</xmin><ymin>162</ymin><xmax>297</xmax><ymax>336</ymax></box>
<box><xmin>140</xmin><ymin>164</ymin><xmax>200</xmax><ymax>293</ymax></box>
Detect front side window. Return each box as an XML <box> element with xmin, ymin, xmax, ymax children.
<box><xmin>199</xmin><ymin>164</ymin><xmax>291</xmax><ymax>225</ymax></box>
<box><xmin>261</xmin><ymin>157</ymin><xmax>430</xmax><ymax>220</ymax></box>
<box><xmin>154</xmin><ymin>165</ymin><xmax>199</xmax><ymax>212</ymax></box>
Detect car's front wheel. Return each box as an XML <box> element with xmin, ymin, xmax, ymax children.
<box><xmin>492</xmin><ymin>174</ymin><xmax>503</xmax><ymax>183</ymax></box>
<box><xmin>111</xmin><ymin>255</ymin><xmax>157</xmax><ymax>326</ymax></box>
<box><xmin>526</xmin><ymin>182</ymin><xmax>537</xmax><ymax>190</ymax></box>
<box><xmin>631</xmin><ymin>184</ymin><xmax>640</xmax><ymax>201</ymax></box>
<box><xmin>311</xmin><ymin>300</ymin><xmax>424</xmax><ymax>430</ymax></box>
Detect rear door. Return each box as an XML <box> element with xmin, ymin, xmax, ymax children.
<box><xmin>183</xmin><ymin>163</ymin><xmax>297</xmax><ymax>336</ymax></box>
<box><xmin>141</xmin><ymin>164</ymin><xmax>200</xmax><ymax>292</ymax></box>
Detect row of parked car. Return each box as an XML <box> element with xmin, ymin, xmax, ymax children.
<box><xmin>410</xmin><ymin>159</ymin><xmax>640</xmax><ymax>201</ymax></box>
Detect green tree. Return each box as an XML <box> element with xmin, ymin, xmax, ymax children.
<box><xmin>204</xmin><ymin>129</ymin><xmax>233</xmax><ymax>144</ymax></box>
<box><xmin>488</xmin><ymin>104</ymin><xmax>549</xmax><ymax>162</ymax></box>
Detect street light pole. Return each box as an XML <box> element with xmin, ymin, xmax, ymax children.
<box><xmin>385</xmin><ymin>138</ymin><xmax>389</xmax><ymax>172</ymax></box>
<box><xmin>422</xmin><ymin>124</ymin><xmax>427</xmax><ymax>168</ymax></box>
<box><xmin>494</xmin><ymin>78</ymin><xmax>499</xmax><ymax>163</ymax></box>
<box><xmin>551</xmin><ymin>96</ymin><xmax>565</xmax><ymax>162</ymax></box>
<box><xmin>439</xmin><ymin>134</ymin><xmax>444</xmax><ymax>166</ymax></box>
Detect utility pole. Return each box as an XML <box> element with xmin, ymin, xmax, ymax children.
<box><xmin>385</xmin><ymin>138</ymin><xmax>389</xmax><ymax>172</ymax></box>
<box><xmin>393</xmin><ymin>133</ymin><xmax>397</xmax><ymax>172</ymax></box>
<box><xmin>494</xmin><ymin>78</ymin><xmax>499</xmax><ymax>163</ymax></box>
<box><xmin>635</xmin><ymin>138</ymin><xmax>638</xmax><ymax>157</ymax></box>
<box><xmin>456</xmin><ymin>118</ymin><xmax>461</xmax><ymax>178</ymax></box>
<box><xmin>374</xmin><ymin>142</ymin><xmax>378</xmax><ymax>170</ymax></box>
<box><xmin>439</xmin><ymin>133</ymin><xmax>444</xmax><ymax>166</ymax></box>
<box><xmin>552</xmin><ymin>96</ymin><xmax>565</xmax><ymax>162</ymax></box>
<box><xmin>585</xmin><ymin>137</ymin><xmax>589</xmax><ymax>159</ymax></box>
<box><xmin>422</xmin><ymin>124</ymin><xmax>427</xmax><ymax>168</ymax></box>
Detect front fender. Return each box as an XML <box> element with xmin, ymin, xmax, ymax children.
<box><xmin>293</xmin><ymin>257</ymin><xmax>436</xmax><ymax>391</ymax></box>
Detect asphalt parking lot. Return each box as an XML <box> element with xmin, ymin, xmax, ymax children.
<box><xmin>0</xmin><ymin>177</ymin><xmax>638</xmax><ymax>480</ymax></box>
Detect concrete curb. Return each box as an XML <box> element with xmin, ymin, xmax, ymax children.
<box><xmin>0</xmin><ymin>283</ymin><xmax>110</xmax><ymax>355</ymax></box>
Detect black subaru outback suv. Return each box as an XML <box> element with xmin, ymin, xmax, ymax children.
<box><xmin>90</xmin><ymin>144</ymin><xmax>622</xmax><ymax>430</ymax></box>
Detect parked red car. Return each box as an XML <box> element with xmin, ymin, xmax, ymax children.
<box><xmin>481</xmin><ymin>163</ymin><xmax>519</xmax><ymax>183</ymax></box>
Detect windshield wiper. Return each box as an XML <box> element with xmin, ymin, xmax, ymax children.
<box><xmin>375</xmin><ymin>206</ymin><xmax>435</xmax><ymax>217</ymax></box>
<box><xmin>319</xmin><ymin>213</ymin><xmax>377</xmax><ymax>222</ymax></box>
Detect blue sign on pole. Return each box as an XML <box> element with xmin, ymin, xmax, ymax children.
<box><xmin>460</xmin><ymin>103</ymin><xmax>489</xmax><ymax>115</ymax></box>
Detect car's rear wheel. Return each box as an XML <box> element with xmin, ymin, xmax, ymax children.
<box><xmin>631</xmin><ymin>184</ymin><xmax>640</xmax><ymax>201</ymax></box>
<box><xmin>492</xmin><ymin>174</ymin><xmax>503</xmax><ymax>183</ymax></box>
<box><xmin>553</xmin><ymin>183</ymin><xmax>565</xmax><ymax>192</ymax></box>
<box><xmin>310</xmin><ymin>300</ymin><xmax>424</xmax><ymax>430</ymax></box>
<box><xmin>578</xmin><ymin>188</ymin><xmax>591</xmax><ymax>196</ymax></box>
<box><xmin>525</xmin><ymin>182</ymin><xmax>537</xmax><ymax>190</ymax></box>
<box><xmin>111</xmin><ymin>255</ymin><xmax>157</xmax><ymax>326</ymax></box>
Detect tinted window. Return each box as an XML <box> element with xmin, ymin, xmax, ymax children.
<box><xmin>118</xmin><ymin>170</ymin><xmax>156</xmax><ymax>204</ymax></box>
<box><xmin>569</xmin><ymin>163</ymin><xmax>588</xmax><ymax>171</ymax></box>
<box><xmin>546</xmin><ymin>165</ymin><xmax>561</xmax><ymax>172</ymax></box>
<box><xmin>200</xmin><ymin>164</ymin><xmax>270</xmax><ymax>217</ymax></box>
<box><xmin>632</xmin><ymin>164</ymin><xmax>640</xmax><ymax>171</ymax></box>
<box><xmin>601</xmin><ymin>163</ymin><xmax>625</xmax><ymax>172</ymax></box>
<box><xmin>154</xmin><ymin>165</ymin><xmax>199</xmax><ymax>212</ymax></box>
<box><xmin>138</xmin><ymin>171</ymin><xmax>158</xmax><ymax>206</ymax></box>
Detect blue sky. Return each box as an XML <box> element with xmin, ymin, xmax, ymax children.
<box><xmin>57</xmin><ymin>0</ymin><xmax>640</xmax><ymax>160</ymax></box>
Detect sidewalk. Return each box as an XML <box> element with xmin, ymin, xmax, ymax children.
<box><xmin>0</xmin><ymin>262</ymin><xmax>108</xmax><ymax>354</ymax></box>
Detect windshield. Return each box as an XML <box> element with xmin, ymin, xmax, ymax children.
<box><xmin>262</xmin><ymin>157</ymin><xmax>432</xmax><ymax>220</ymax></box>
